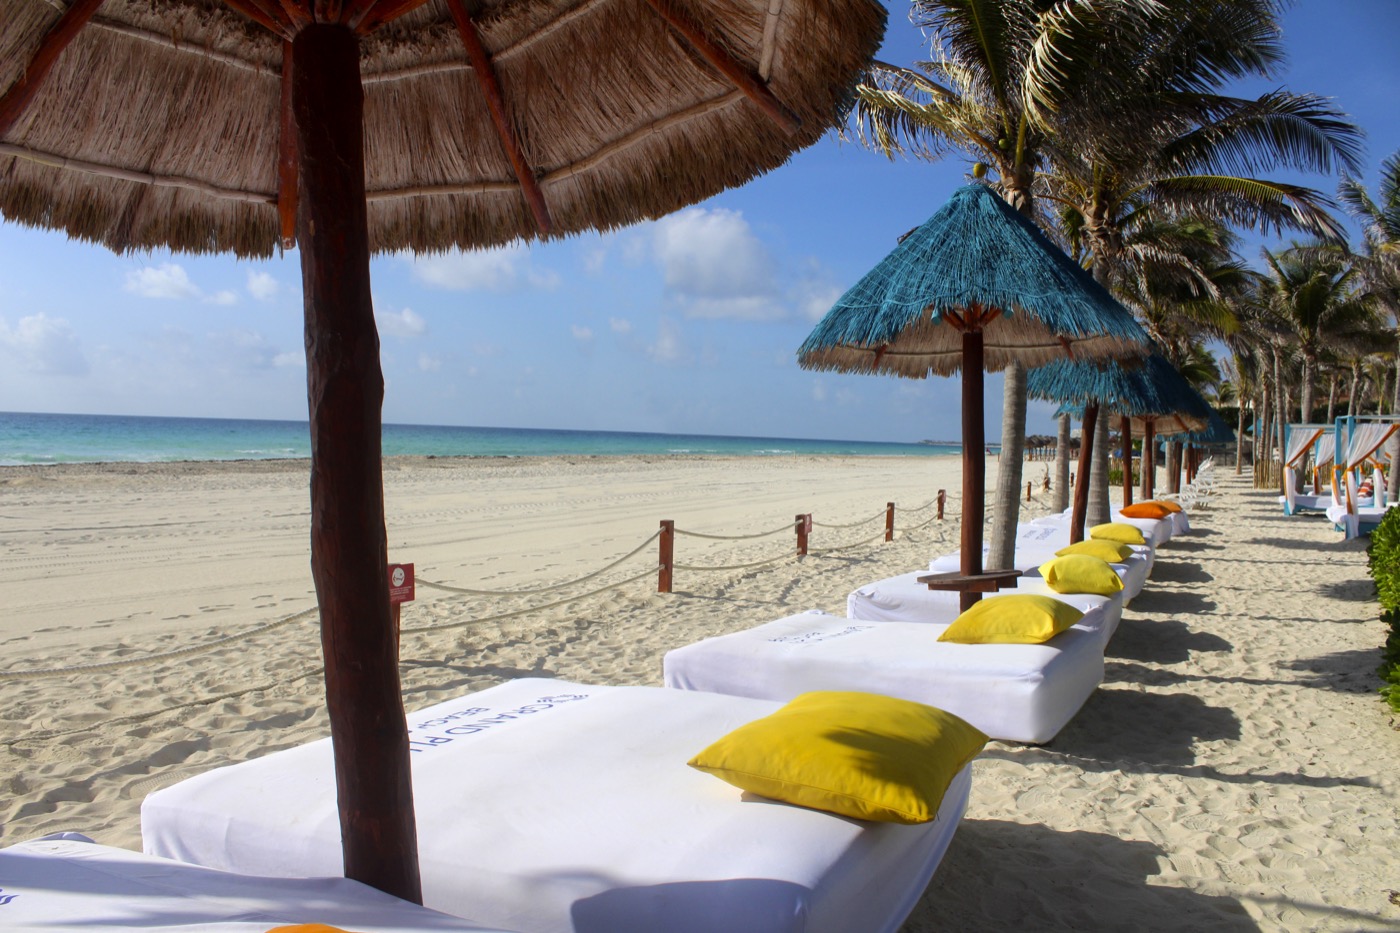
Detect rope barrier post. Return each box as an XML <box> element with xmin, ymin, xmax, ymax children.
<box><xmin>796</xmin><ymin>514</ymin><xmax>810</xmax><ymax>556</ymax></box>
<box><xmin>658</xmin><ymin>520</ymin><xmax>674</xmax><ymax>593</ymax></box>
<box><xmin>1026</xmin><ymin>481</ymin><xmax>1032</xmax><ymax>502</ymax></box>
<box><xmin>885</xmin><ymin>502</ymin><xmax>894</xmax><ymax>541</ymax></box>
<box><xmin>387</xmin><ymin>563</ymin><xmax>414</xmax><ymax>662</ymax></box>
<box><xmin>936</xmin><ymin>489</ymin><xmax>946</xmax><ymax>521</ymax></box>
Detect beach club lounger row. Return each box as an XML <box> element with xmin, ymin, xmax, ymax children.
<box><xmin>140</xmin><ymin>679</ymin><xmax>971</xmax><ymax>933</ymax></box>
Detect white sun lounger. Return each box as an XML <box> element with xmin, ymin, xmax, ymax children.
<box><xmin>848</xmin><ymin>570</ymin><xmax>1124</xmax><ymax>644</ymax></box>
<box><xmin>143</xmin><ymin>678</ymin><xmax>970</xmax><ymax>933</ymax></box>
<box><xmin>0</xmin><ymin>834</ymin><xmax>506</xmax><ymax>932</ymax></box>
<box><xmin>663</xmin><ymin>609</ymin><xmax>1104</xmax><ymax>744</ymax></box>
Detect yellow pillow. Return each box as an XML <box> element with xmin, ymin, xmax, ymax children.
<box><xmin>1089</xmin><ymin>522</ymin><xmax>1147</xmax><ymax>545</ymax></box>
<box><xmin>688</xmin><ymin>691</ymin><xmax>986</xmax><ymax>824</ymax></box>
<box><xmin>1038</xmin><ymin>554</ymin><xmax>1125</xmax><ymax>596</ymax></box>
<box><xmin>1148</xmin><ymin>499</ymin><xmax>1183</xmax><ymax>513</ymax></box>
<box><xmin>1055</xmin><ymin>539</ymin><xmax>1133</xmax><ymax>562</ymax></box>
<box><xmin>1119</xmin><ymin>502</ymin><xmax>1170</xmax><ymax>520</ymax></box>
<box><xmin>937</xmin><ymin>594</ymin><xmax>1084</xmax><ymax>645</ymax></box>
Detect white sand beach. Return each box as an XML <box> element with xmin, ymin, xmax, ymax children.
<box><xmin>1</xmin><ymin>456</ymin><xmax>1398</xmax><ymax>931</ymax></box>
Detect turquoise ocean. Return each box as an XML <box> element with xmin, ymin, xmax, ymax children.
<box><xmin>0</xmin><ymin>411</ymin><xmax>963</xmax><ymax>466</ymax></box>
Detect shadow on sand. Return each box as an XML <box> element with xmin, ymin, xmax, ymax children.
<box><xmin>1108</xmin><ymin>616</ymin><xmax>1232</xmax><ymax>665</ymax></box>
<box><xmin>905</xmin><ymin>820</ymin><xmax>1258</xmax><ymax>932</ymax></box>
<box><xmin>1148</xmin><ymin>561</ymin><xmax>1215</xmax><ymax>584</ymax></box>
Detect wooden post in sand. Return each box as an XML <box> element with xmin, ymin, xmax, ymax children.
<box><xmin>796</xmin><ymin>514</ymin><xmax>810</xmax><ymax>556</ymax></box>
<box><xmin>885</xmin><ymin>502</ymin><xmax>895</xmax><ymax>541</ymax></box>
<box><xmin>937</xmin><ymin>489</ymin><xmax>946</xmax><ymax>521</ymax></box>
<box><xmin>658</xmin><ymin>520</ymin><xmax>674</xmax><ymax>593</ymax></box>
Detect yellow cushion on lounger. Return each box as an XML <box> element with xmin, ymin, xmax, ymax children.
<box><xmin>1055</xmin><ymin>539</ymin><xmax>1133</xmax><ymax>562</ymax></box>
<box><xmin>688</xmin><ymin>691</ymin><xmax>987</xmax><ymax>824</ymax></box>
<box><xmin>937</xmin><ymin>594</ymin><xmax>1084</xmax><ymax>645</ymax></box>
<box><xmin>1089</xmin><ymin>522</ymin><xmax>1147</xmax><ymax>545</ymax></box>
<box><xmin>1038</xmin><ymin>554</ymin><xmax>1125</xmax><ymax>596</ymax></box>
<box><xmin>1119</xmin><ymin>502</ymin><xmax>1171</xmax><ymax>520</ymax></box>
<box><xmin>1149</xmin><ymin>499</ymin><xmax>1183</xmax><ymax>513</ymax></box>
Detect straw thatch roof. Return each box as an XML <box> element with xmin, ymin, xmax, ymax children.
<box><xmin>0</xmin><ymin>0</ymin><xmax>886</xmax><ymax>258</ymax></box>
<box><xmin>1028</xmin><ymin>352</ymin><xmax>1212</xmax><ymax>431</ymax></box>
<box><xmin>797</xmin><ymin>184</ymin><xmax>1148</xmax><ymax>377</ymax></box>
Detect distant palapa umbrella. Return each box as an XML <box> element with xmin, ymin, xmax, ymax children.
<box><xmin>798</xmin><ymin>184</ymin><xmax>1148</xmax><ymax>610</ymax></box>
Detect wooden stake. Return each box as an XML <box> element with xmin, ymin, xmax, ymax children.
<box><xmin>658</xmin><ymin>519</ymin><xmax>674</xmax><ymax>593</ymax></box>
<box><xmin>1070</xmin><ymin>402</ymin><xmax>1099</xmax><ymax>544</ymax></box>
<box><xmin>795</xmin><ymin>514</ymin><xmax>809</xmax><ymax>556</ymax></box>
<box><xmin>0</xmin><ymin>0</ymin><xmax>107</xmax><ymax>138</ymax></box>
<box><xmin>885</xmin><ymin>502</ymin><xmax>894</xmax><ymax>542</ymax></box>
<box><xmin>937</xmin><ymin>489</ymin><xmax>946</xmax><ymax>521</ymax></box>
<box><xmin>445</xmin><ymin>0</ymin><xmax>552</xmax><ymax>235</ymax></box>
<box><xmin>292</xmin><ymin>23</ymin><xmax>421</xmax><ymax>905</ymax></box>
<box><xmin>640</xmin><ymin>0</ymin><xmax>801</xmax><ymax>135</ymax></box>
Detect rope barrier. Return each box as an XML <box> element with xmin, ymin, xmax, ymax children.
<box><xmin>810</xmin><ymin>508</ymin><xmax>887</xmax><ymax>530</ymax></box>
<box><xmin>0</xmin><ymin>607</ymin><xmax>320</xmax><ymax>681</ymax></box>
<box><xmin>418</xmin><ymin>530</ymin><xmax>660</xmax><ymax>596</ymax></box>
<box><xmin>807</xmin><ymin>529</ymin><xmax>889</xmax><ymax>554</ymax></box>
<box><xmin>672</xmin><ymin>522</ymin><xmax>796</xmax><ymax>541</ymax></box>
<box><xmin>399</xmin><ymin>566</ymin><xmax>658</xmax><ymax>635</ymax></box>
<box><xmin>674</xmin><ymin>552</ymin><xmax>793</xmax><ymax>572</ymax></box>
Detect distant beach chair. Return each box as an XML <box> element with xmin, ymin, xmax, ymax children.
<box><xmin>664</xmin><ymin>608</ymin><xmax>1107</xmax><ymax>744</ymax></box>
<box><xmin>0</xmin><ymin>834</ymin><xmax>504</xmax><ymax>932</ymax></box>
<box><xmin>143</xmin><ymin>678</ymin><xmax>971</xmax><ymax>933</ymax></box>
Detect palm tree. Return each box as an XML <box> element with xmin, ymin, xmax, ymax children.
<box><xmin>849</xmin><ymin>0</ymin><xmax>1162</xmax><ymax>567</ymax></box>
<box><xmin>1260</xmin><ymin>244</ymin><xmax>1377</xmax><ymax>423</ymax></box>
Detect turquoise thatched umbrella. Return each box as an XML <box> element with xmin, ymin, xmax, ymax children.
<box><xmin>1161</xmin><ymin>409</ymin><xmax>1234</xmax><ymax>484</ymax></box>
<box><xmin>799</xmin><ymin>184</ymin><xmax>1148</xmax><ymax>609</ymax></box>
<box><xmin>1029</xmin><ymin>353</ymin><xmax>1211</xmax><ymax>538</ymax></box>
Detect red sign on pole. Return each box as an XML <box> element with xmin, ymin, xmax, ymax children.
<box><xmin>388</xmin><ymin>563</ymin><xmax>415</xmax><ymax>605</ymax></box>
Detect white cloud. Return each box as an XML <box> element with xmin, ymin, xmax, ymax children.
<box><xmin>209</xmin><ymin>329</ymin><xmax>286</xmax><ymax>371</ymax></box>
<box><xmin>376</xmin><ymin>305</ymin><xmax>427</xmax><ymax>338</ymax></box>
<box><xmin>418</xmin><ymin>353</ymin><xmax>442</xmax><ymax>372</ymax></box>
<box><xmin>812</xmin><ymin>381</ymin><xmax>827</xmax><ymax>403</ymax></box>
<box><xmin>571</xmin><ymin>325</ymin><xmax>594</xmax><ymax>342</ymax></box>
<box><xmin>609</xmin><ymin>317</ymin><xmax>632</xmax><ymax>334</ymax></box>
<box><xmin>272</xmin><ymin>351</ymin><xmax>303</xmax><ymax>368</ymax></box>
<box><xmin>124</xmin><ymin>263</ymin><xmax>202</xmax><ymax>300</ymax></box>
<box><xmin>647</xmin><ymin>318</ymin><xmax>687</xmax><ymax>364</ymax></box>
<box><xmin>247</xmin><ymin>271</ymin><xmax>279</xmax><ymax>301</ymax></box>
<box><xmin>654</xmin><ymin>208</ymin><xmax>776</xmax><ymax>296</ymax></box>
<box><xmin>408</xmin><ymin>244</ymin><xmax>558</xmax><ymax>292</ymax></box>
<box><xmin>583</xmin><ymin>247</ymin><xmax>608</xmax><ymax>274</ymax></box>
<box><xmin>0</xmin><ymin>313</ymin><xmax>88</xmax><ymax>375</ymax></box>
<box><xmin>124</xmin><ymin>263</ymin><xmax>239</xmax><ymax>305</ymax></box>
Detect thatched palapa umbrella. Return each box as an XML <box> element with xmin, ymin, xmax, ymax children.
<box><xmin>1029</xmin><ymin>353</ymin><xmax>1211</xmax><ymax>542</ymax></box>
<box><xmin>798</xmin><ymin>184</ymin><xmax>1147</xmax><ymax>611</ymax></box>
<box><xmin>0</xmin><ymin>0</ymin><xmax>886</xmax><ymax>901</ymax></box>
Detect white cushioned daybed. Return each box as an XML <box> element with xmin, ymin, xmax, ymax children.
<box><xmin>143</xmin><ymin>678</ymin><xmax>969</xmax><ymax>933</ymax></box>
<box><xmin>848</xmin><ymin>571</ymin><xmax>1124</xmax><ymax>645</ymax></box>
<box><xmin>663</xmin><ymin>609</ymin><xmax>1104</xmax><ymax>744</ymax></box>
<box><xmin>1028</xmin><ymin>509</ymin><xmax>1172</xmax><ymax>548</ymax></box>
<box><xmin>0</xmin><ymin>834</ymin><xmax>506</xmax><ymax>932</ymax></box>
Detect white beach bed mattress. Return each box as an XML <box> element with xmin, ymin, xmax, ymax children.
<box><xmin>0</xmin><ymin>834</ymin><xmax>505</xmax><ymax>932</ymax></box>
<box><xmin>850</xmin><ymin>570</ymin><xmax>1124</xmax><ymax>641</ymax></box>
<box><xmin>142</xmin><ymin>678</ymin><xmax>969</xmax><ymax>933</ymax></box>
<box><xmin>663</xmin><ymin>610</ymin><xmax>1104</xmax><ymax>744</ymax></box>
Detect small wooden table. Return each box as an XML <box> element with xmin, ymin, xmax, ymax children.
<box><xmin>916</xmin><ymin>568</ymin><xmax>1022</xmax><ymax>612</ymax></box>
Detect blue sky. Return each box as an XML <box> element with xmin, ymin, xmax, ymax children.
<box><xmin>2</xmin><ymin>1</ymin><xmax>1397</xmax><ymax>443</ymax></box>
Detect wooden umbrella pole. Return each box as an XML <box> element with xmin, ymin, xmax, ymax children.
<box><xmin>1143</xmin><ymin>419</ymin><xmax>1156</xmax><ymax>499</ymax></box>
<box><xmin>1070</xmin><ymin>401</ymin><xmax>1099</xmax><ymax>544</ymax></box>
<box><xmin>960</xmin><ymin>324</ymin><xmax>985</xmax><ymax>613</ymax></box>
<box><xmin>1121</xmin><ymin>414</ymin><xmax>1133</xmax><ymax>507</ymax></box>
<box><xmin>291</xmin><ymin>23</ymin><xmax>422</xmax><ymax>904</ymax></box>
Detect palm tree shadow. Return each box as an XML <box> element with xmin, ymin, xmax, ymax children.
<box><xmin>907</xmin><ymin>820</ymin><xmax>1258</xmax><ymax>931</ymax></box>
<box><xmin>1108</xmin><ymin>616</ymin><xmax>1232</xmax><ymax>665</ymax></box>
<box><xmin>1315</xmin><ymin>578</ymin><xmax>1377</xmax><ymax>602</ymax></box>
<box><xmin>1126</xmin><ymin>590</ymin><xmax>1218</xmax><ymax>616</ymax></box>
<box><xmin>1041</xmin><ymin>688</ymin><xmax>1240</xmax><ymax>768</ymax></box>
<box><xmin>1147</xmin><ymin>560</ymin><xmax>1214</xmax><ymax>584</ymax></box>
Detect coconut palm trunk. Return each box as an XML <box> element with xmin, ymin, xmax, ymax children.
<box><xmin>1087</xmin><ymin>413</ymin><xmax>1112</xmax><ymax>526</ymax></box>
<box><xmin>1054</xmin><ymin>412</ymin><xmax>1072</xmax><ymax>512</ymax></box>
<box><xmin>988</xmin><ymin>362</ymin><xmax>1027</xmax><ymax>569</ymax></box>
<box><xmin>1327</xmin><ymin>373</ymin><xmax>1339</xmax><ymax>423</ymax></box>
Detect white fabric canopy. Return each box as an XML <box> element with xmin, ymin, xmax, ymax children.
<box><xmin>145</xmin><ymin>679</ymin><xmax>969</xmax><ymax>933</ymax></box>
<box><xmin>1346</xmin><ymin>421</ymin><xmax>1400</xmax><ymax>468</ymax></box>
<box><xmin>1314</xmin><ymin>434</ymin><xmax>1335</xmax><ymax>468</ymax></box>
<box><xmin>0</xmin><ymin>835</ymin><xmax>507</xmax><ymax>932</ymax></box>
<box><xmin>1285</xmin><ymin>426</ymin><xmax>1326</xmax><ymax>467</ymax></box>
<box><xmin>663</xmin><ymin>610</ymin><xmax>1104</xmax><ymax>744</ymax></box>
